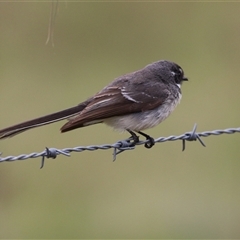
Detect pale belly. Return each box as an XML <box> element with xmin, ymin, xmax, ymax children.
<box><xmin>104</xmin><ymin>94</ymin><xmax>181</xmax><ymax>131</ymax></box>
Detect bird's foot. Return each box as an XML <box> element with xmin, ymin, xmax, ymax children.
<box><xmin>127</xmin><ymin>130</ymin><xmax>140</xmax><ymax>146</ymax></box>
<box><xmin>127</xmin><ymin>130</ymin><xmax>155</xmax><ymax>148</ymax></box>
<box><xmin>138</xmin><ymin>131</ymin><xmax>155</xmax><ymax>148</ymax></box>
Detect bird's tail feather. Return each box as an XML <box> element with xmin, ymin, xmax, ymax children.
<box><xmin>0</xmin><ymin>105</ymin><xmax>85</xmax><ymax>139</ymax></box>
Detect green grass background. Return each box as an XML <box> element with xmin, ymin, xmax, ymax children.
<box><xmin>0</xmin><ymin>1</ymin><xmax>240</xmax><ymax>238</ymax></box>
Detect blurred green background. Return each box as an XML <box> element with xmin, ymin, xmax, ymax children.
<box><xmin>0</xmin><ymin>1</ymin><xmax>240</xmax><ymax>238</ymax></box>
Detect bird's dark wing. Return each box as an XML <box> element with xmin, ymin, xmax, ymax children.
<box><xmin>61</xmin><ymin>79</ymin><xmax>170</xmax><ymax>132</ymax></box>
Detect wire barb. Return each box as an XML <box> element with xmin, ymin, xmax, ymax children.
<box><xmin>0</xmin><ymin>124</ymin><xmax>239</xmax><ymax>167</ymax></box>
<box><xmin>41</xmin><ymin>148</ymin><xmax>57</xmax><ymax>169</ymax></box>
<box><xmin>113</xmin><ymin>138</ymin><xmax>135</xmax><ymax>161</ymax></box>
<box><xmin>182</xmin><ymin>123</ymin><xmax>206</xmax><ymax>151</ymax></box>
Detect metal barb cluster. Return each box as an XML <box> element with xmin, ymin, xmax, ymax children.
<box><xmin>0</xmin><ymin>124</ymin><xmax>239</xmax><ymax>168</ymax></box>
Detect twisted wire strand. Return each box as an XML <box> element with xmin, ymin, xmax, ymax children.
<box><xmin>0</xmin><ymin>124</ymin><xmax>239</xmax><ymax>168</ymax></box>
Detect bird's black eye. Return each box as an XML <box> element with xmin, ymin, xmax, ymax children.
<box><xmin>171</xmin><ymin>66</ymin><xmax>185</xmax><ymax>84</ymax></box>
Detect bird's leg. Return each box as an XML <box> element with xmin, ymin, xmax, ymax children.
<box><xmin>138</xmin><ymin>131</ymin><xmax>155</xmax><ymax>148</ymax></box>
<box><xmin>127</xmin><ymin>129</ymin><xmax>140</xmax><ymax>146</ymax></box>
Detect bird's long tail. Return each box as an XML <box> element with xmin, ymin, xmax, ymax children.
<box><xmin>0</xmin><ymin>104</ymin><xmax>86</xmax><ymax>139</ymax></box>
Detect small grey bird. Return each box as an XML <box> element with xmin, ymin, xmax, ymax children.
<box><xmin>0</xmin><ymin>60</ymin><xmax>188</xmax><ymax>148</ymax></box>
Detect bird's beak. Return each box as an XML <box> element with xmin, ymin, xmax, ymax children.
<box><xmin>183</xmin><ymin>76</ymin><xmax>188</xmax><ymax>81</ymax></box>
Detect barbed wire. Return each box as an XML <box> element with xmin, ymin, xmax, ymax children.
<box><xmin>0</xmin><ymin>124</ymin><xmax>239</xmax><ymax>168</ymax></box>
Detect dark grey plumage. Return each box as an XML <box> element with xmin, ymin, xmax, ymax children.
<box><xmin>0</xmin><ymin>60</ymin><xmax>188</xmax><ymax>140</ymax></box>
